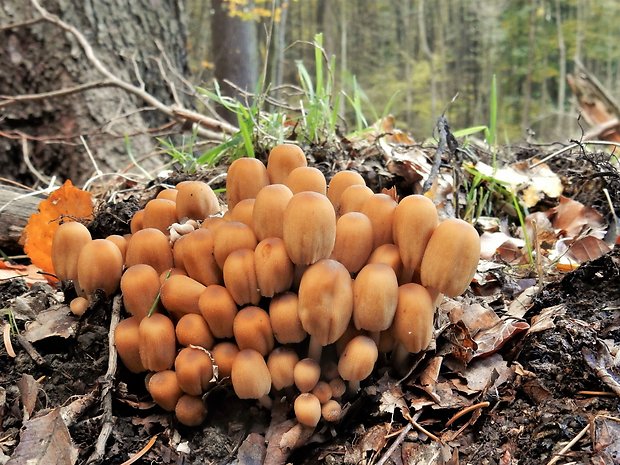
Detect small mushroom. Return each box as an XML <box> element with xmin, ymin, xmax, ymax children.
<box><xmin>179</xmin><ymin>228</ymin><xmax>222</xmax><ymax>286</ymax></box>
<box><xmin>211</xmin><ymin>342</ymin><xmax>239</xmax><ymax>378</ymax></box>
<box><xmin>226</xmin><ymin>158</ymin><xmax>270</xmax><ymax>209</ymax></box>
<box><xmin>130</xmin><ymin>209</ymin><xmax>144</xmax><ymax>233</ymax></box>
<box><xmin>69</xmin><ymin>297</ymin><xmax>89</xmax><ymax>316</ymax></box>
<box><xmin>326</xmin><ymin>170</ymin><xmax>366</xmax><ymax>214</ymax></box>
<box><xmin>321</xmin><ymin>399</ymin><xmax>342</xmax><ymax>422</ymax></box>
<box><xmin>51</xmin><ymin>221</ymin><xmax>92</xmax><ymax>282</ymax></box>
<box><xmin>125</xmin><ymin>228</ymin><xmax>173</xmax><ymax>274</ymax></box>
<box><xmin>294</xmin><ymin>358</ymin><xmax>321</xmax><ymax>393</ymax></box>
<box><xmin>266</xmin><ymin>143</ymin><xmax>307</xmax><ymax>184</ymax></box>
<box><xmin>311</xmin><ymin>381</ymin><xmax>332</xmax><ymax>404</ymax></box>
<box><xmin>156</xmin><ymin>188</ymin><xmax>178</xmax><ymax>202</ymax></box>
<box><xmin>233</xmin><ymin>306</ymin><xmax>274</xmax><ymax>356</ymax></box>
<box><xmin>294</xmin><ymin>393</ymin><xmax>321</xmax><ymax>427</ymax></box>
<box><xmin>229</xmin><ymin>198</ymin><xmax>255</xmax><ymax>229</ymax></box>
<box><xmin>330</xmin><ymin>212</ymin><xmax>374</xmax><ymax>274</ymax></box>
<box><xmin>267</xmin><ymin>347</ymin><xmax>299</xmax><ymax>391</ymax></box>
<box><xmin>338</xmin><ymin>335</ymin><xmax>378</xmax><ymax>392</ymax></box>
<box><xmin>160</xmin><ymin>274</ymin><xmax>206</xmax><ymax>319</ymax></box>
<box><xmin>252</xmin><ymin>184</ymin><xmax>293</xmax><ymax>240</ymax></box>
<box><xmin>338</xmin><ymin>184</ymin><xmax>374</xmax><ymax>215</ymax></box>
<box><xmin>174</xmin><ymin>346</ymin><xmax>214</xmax><ymax>396</ymax></box>
<box><xmin>77</xmin><ymin>239</ymin><xmax>124</xmax><ymax>297</ymax></box>
<box><xmin>213</xmin><ymin>221</ymin><xmax>258</xmax><ymax>269</ymax></box>
<box><xmin>367</xmin><ymin>244</ymin><xmax>404</xmax><ymax>283</ymax></box>
<box><xmin>269</xmin><ymin>292</ymin><xmax>307</xmax><ymax>344</ymax></box>
<box><xmin>147</xmin><ymin>370</ymin><xmax>183</xmax><ymax>411</ymax></box>
<box><xmin>114</xmin><ymin>316</ymin><xmax>145</xmax><ymax>373</ymax></box>
<box><xmin>352</xmin><ymin>263</ymin><xmax>398</xmax><ymax>340</ymax></box>
<box><xmin>142</xmin><ymin>198</ymin><xmax>177</xmax><ymax>234</ymax></box>
<box><xmin>328</xmin><ymin>377</ymin><xmax>346</xmax><ymax>399</ymax></box>
<box><xmin>175</xmin><ymin>180</ymin><xmax>220</xmax><ymax>220</ymax></box>
<box><xmin>285</xmin><ymin>166</ymin><xmax>327</xmax><ymax>195</ymax></box>
<box><xmin>231</xmin><ymin>348</ymin><xmax>272</xmax><ymax>408</ymax></box>
<box><xmin>198</xmin><ymin>284</ymin><xmax>238</xmax><ymax>339</ymax></box>
<box><xmin>120</xmin><ymin>264</ymin><xmax>161</xmax><ymax>320</ymax></box>
<box><xmin>175</xmin><ymin>313</ymin><xmax>214</xmax><ymax>348</ymax></box>
<box><xmin>360</xmin><ymin>193</ymin><xmax>398</xmax><ymax>249</ymax></box>
<box><xmin>175</xmin><ymin>395</ymin><xmax>208</xmax><ymax>426</ymax></box>
<box><xmin>223</xmin><ymin>248</ymin><xmax>261</xmax><ymax>306</ymax></box>
<box><xmin>139</xmin><ymin>313</ymin><xmax>177</xmax><ymax>371</ymax></box>
<box><xmin>105</xmin><ymin>234</ymin><xmax>128</xmax><ymax>262</ymax></box>
<box><xmin>254</xmin><ymin>237</ymin><xmax>294</xmax><ymax>297</ymax></box>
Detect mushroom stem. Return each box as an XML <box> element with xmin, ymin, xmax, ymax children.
<box><xmin>368</xmin><ymin>331</ymin><xmax>381</xmax><ymax>346</ymax></box>
<box><xmin>308</xmin><ymin>335</ymin><xmax>323</xmax><ymax>362</ymax></box>
<box><xmin>348</xmin><ymin>379</ymin><xmax>361</xmax><ymax>393</ymax></box>
<box><xmin>258</xmin><ymin>394</ymin><xmax>273</xmax><ymax>410</ymax></box>
<box><xmin>391</xmin><ymin>343</ymin><xmax>410</xmax><ymax>375</ymax></box>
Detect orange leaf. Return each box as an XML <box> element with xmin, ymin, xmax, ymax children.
<box><xmin>22</xmin><ymin>180</ymin><xmax>93</xmax><ymax>280</ymax></box>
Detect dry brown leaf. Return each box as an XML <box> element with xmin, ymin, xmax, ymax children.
<box><xmin>566</xmin><ymin>235</ymin><xmax>612</xmax><ymax>263</ymax></box>
<box><xmin>473</xmin><ymin>319</ymin><xmax>530</xmax><ymax>358</ymax></box>
<box><xmin>549</xmin><ymin>196</ymin><xmax>606</xmax><ymax>239</ymax></box>
<box><xmin>461</xmin><ymin>353</ymin><xmax>513</xmax><ymax>392</ymax></box>
<box><xmin>6</xmin><ymin>408</ymin><xmax>78</xmax><ymax>465</ymax></box>
<box><xmin>23</xmin><ymin>306</ymin><xmax>78</xmax><ymax>343</ymax></box>
<box><xmin>479</xmin><ymin>231</ymin><xmax>525</xmax><ymax>260</ymax></box>
<box><xmin>17</xmin><ymin>374</ymin><xmax>39</xmax><ymax>421</ymax></box>
<box><xmin>0</xmin><ymin>260</ymin><xmax>48</xmax><ymax>286</ymax></box>
<box><xmin>22</xmin><ymin>180</ymin><xmax>93</xmax><ymax>280</ymax></box>
<box><xmin>237</xmin><ymin>433</ymin><xmax>266</xmax><ymax>465</ymax></box>
<box><xmin>263</xmin><ymin>420</ymin><xmax>313</xmax><ymax>465</ymax></box>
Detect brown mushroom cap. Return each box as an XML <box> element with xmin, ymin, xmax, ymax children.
<box><xmin>125</xmin><ymin>228</ymin><xmax>173</xmax><ymax>274</ymax></box>
<box><xmin>229</xmin><ymin>198</ymin><xmax>255</xmax><ymax>229</ymax></box>
<box><xmin>294</xmin><ymin>393</ymin><xmax>321</xmax><ymax>427</ymax></box>
<box><xmin>352</xmin><ymin>263</ymin><xmax>399</xmax><ymax>333</ymax></box>
<box><xmin>269</xmin><ymin>291</ymin><xmax>306</xmax><ymax>344</ymax></box>
<box><xmin>367</xmin><ymin>244</ymin><xmax>404</xmax><ymax>282</ymax></box>
<box><xmin>294</xmin><ymin>358</ymin><xmax>321</xmax><ymax>393</ymax></box>
<box><xmin>175</xmin><ymin>395</ymin><xmax>208</xmax><ymax>426</ymax></box>
<box><xmin>180</xmin><ymin>228</ymin><xmax>222</xmax><ymax>286</ymax></box>
<box><xmin>69</xmin><ymin>297</ymin><xmax>89</xmax><ymax>316</ymax></box>
<box><xmin>231</xmin><ymin>348</ymin><xmax>272</xmax><ymax>400</ymax></box>
<box><xmin>142</xmin><ymin>198</ymin><xmax>177</xmax><ymax>234</ymax></box>
<box><xmin>147</xmin><ymin>370</ymin><xmax>183</xmax><ymax>411</ymax></box>
<box><xmin>326</xmin><ymin>170</ymin><xmax>366</xmax><ymax>214</ymax></box>
<box><xmin>130</xmin><ymin>209</ymin><xmax>145</xmax><ymax>234</ymax></box>
<box><xmin>211</xmin><ymin>342</ymin><xmax>239</xmax><ymax>378</ymax></box>
<box><xmin>321</xmin><ymin>399</ymin><xmax>342</xmax><ymax>422</ymax></box>
<box><xmin>174</xmin><ymin>346</ymin><xmax>214</xmax><ymax>396</ymax></box>
<box><xmin>121</xmin><ymin>264</ymin><xmax>161</xmax><ymax>320</ymax></box>
<box><xmin>338</xmin><ymin>184</ymin><xmax>374</xmax><ymax>215</ymax></box>
<box><xmin>156</xmin><ymin>188</ymin><xmax>178</xmax><ymax>202</ymax></box>
<box><xmin>77</xmin><ymin>239</ymin><xmax>124</xmax><ymax>296</ymax></box>
<box><xmin>311</xmin><ymin>381</ymin><xmax>332</xmax><ymax>404</ymax></box>
<box><xmin>51</xmin><ymin>221</ymin><xmax>92</xmax><ymax>282</ymax></box>
<box><xmin>328</xmin><ymin>377</ymin><xmax>346</xmax><ymax>399</ymax></box>
<box><xmin>267</xmin><ymin>347</ymin><xmax>299</xmax><ymax>391</ymax></box>
<box><xmin>392</xmin><ymin>283</ymin><xmax>435</xmax><ymax>353</ymax></box>
<box><xmin>360</xmin><ymin>193</ymin><xmax>398</xmax><ymax>249</ymax></box>
<box><xmin>283</xmin><ymin>191</ymin><xmax>336</xmax><ymax>265</ymax></box>
<box><xmin>160</xmin><ymin>274</ymin><xmax>206</xmax><ymax>319</ymax></box>
<box><xmin>252</xmin><ymin>184</ymin><xmax>294</xmax><ymax>241</ymax></box>
<box><xmin>114</xmin><ymin>316</ymin><xmax>145</xmax><ymax>373</ymax></box>
<box><xmin>226</xmin><ymin>158</ymin><xmax>270</xmax><ymax>209</ymax></box>
<box><xmin>175</xmin><ymin>313</ymin><xmax>214</xmax><ymax>349</ymax></box>
<box><xmin>254</xmin><ymin>237</ymin><xmax>294</xmax><ymax>297</ymax></box>
<box><xmin>213</xmin><ymin>221</ymin><xmax>258</xmax><ymax>269</ymax></box>
<box><xmin>330</xmin><ymin>212</ymin><xmax>374</xmax><ymax>274</ymax></box>
<box><xmin>266</xmin><ymin>143</ymin><xmax>307</xmax><ymax>184</ymax></box>
<box><xmin>392</xmin><ymin>195</ymin><xmax>439</xmax><ymax>280</ymax></box>
<box><xmin>105</xmin><ymin>234</ymin><xmax>128</xmax><ymax>262</ymax></box>
<box><xmin>139</xmin><ymin>313</ymin><xmax>177</xmax><ymax>372</ymax></box>
<box><xmin>285</xmin><ymin>166</ymin><xmax>327</xmax><ymax>195</ymax></box>
<box><xmin>233</xmin><ymin>306</ymin><xmax>274</xmax><ymax>356</ymax></box>
<box><xmin>420</xmin><ymin>218</ymin><xmax>481</xmax><ymax>297</ymax></box>
<box><xmin>198</xmin><ymin>284</ymin><xmax>238</xmax><ymax>339</ymax></box>
<box><xmin>175</xmin><ymin>180</ymin><xmax>220</xmax><ymax>220</ymax></box>
<box><xmin>338</xmin><ymin>335</ymin><xmax>378</xmax><ymax>389</ymax></box>
<box><xmin>223</xmin><ymin>248</ymin><xmax>261</xmax><ymax>306</ymax></box>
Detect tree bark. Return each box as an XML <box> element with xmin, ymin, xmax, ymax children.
<box><xmin>0</xmin><ymin>0</ymin><xmax>188</xmax><ymax>186</ymax></box>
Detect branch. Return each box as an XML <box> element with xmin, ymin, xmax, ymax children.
<box><xmin>0</xmin><ymin>80</ymin><xmax>116</xmax><ymax>108</ymax></box>
<box><xmin>28</xmin><ymin>0</ymin><xmax>238</xmax><ymax>139</ymax></box>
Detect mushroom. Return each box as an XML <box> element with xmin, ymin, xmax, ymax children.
<box><xmin>179</xmin><ymin>228</ymin><xmax>222</xmax><ymax>286</ymax></box>
<box><xmin>352</xmin><ymin>263</ymin><xmax>398</xmax><ymax>340</ymax></box>
<box><xmin>338</xmin><ymin>184</ymin><xmax>374</xmax><ymax>215</ymax></box>
<box><xmin>367</xmin><ymin>244</ymin><xmax>404</xmax><ymax>284</ymax></box>
<box><xmin>285</xmin><ymin>166</ymin><xmax>327</xmax><ymax>195</ymax></box>
<box><xmin>229</xmin><ymin>198</ymin><xmax>255</xmax><ymax>229</ymax></box>
<box><xmin>233</xmin><ymin>306</ymin><xmax>274</xmax><ymax>356</ymax></box>
<box><xmin>283</xmin><ymin>191</ymin><xmax>336</xmax><ymax>265</ymax></box>
<box><xmin>174</xmin><ymin>346</ymin><xmax>214</xmax><ymax>396</ymax></box>
<box><xmin>269</xmin><ymin>292</ymin><xmax>307</xmax><ymax>344</ymax></box>
<box><xmin>231</xmin><ymin>348</ymin><xmax>272</xmax><ymax>408</ymax></box>
<box><xmin>338</xmin><ymin>335</ymin><xmax>378</xmax><ymax>392</ymax></box>
<box><xmin>294</xmin><ymin>393</ymin><xmax>321</xmax><ymax>427</ymax></box>
<box><xmin>252</xmin><ymin>184</ymin><xmax>293</xmax><ymax>241</ymax></box>
<box><xmin>267</xmin><ymin>347</ymin><xmax>299</xmax><ymax>391</ymax></box>
<box><xmin>120</xmin><ymin>264</ymin><xmax>161</xmax><ymax>320</ymax></box>
<box><xmin>142</xmin><ymin>198</ymin><xmax>177</xmax><ymax>234</ymax></box>
<box><xmin>175</xmin><ymin>313</ymin><xmax>214</xmax><ymax>349</ymax></box>
<box><xmin>213</xmin><ymin>221</ymin><xmax>258</xmax><ymax>269</ymax></box>
<box><xmin>330</xmin><ymin>212</ymin><xmax>374</xmax><ymax>274</ymax></box>
<box><xmin>114</xmin><ymin>316</ymin><xmax>145</xmax><ymax>373</ymax></box>
<box><xmin>254</xmin><ymin>237</ymin><xmax>294</xmax><ymax>297</ymax></box>
<box><xmin>69</xmin><ymin>297</ymin><xmax>89</xmax><ymax>316</ymax></box>
<box><xmin>175</xmin><ymin>180</ymin><xmax>220</xmax><ymax>220</ymax></box>
<box><xmin>321</xmin><ymin>399</ymin><xmax>342</xmax><ymax>422</ymax></box>
<box><xmin>298</xmin><ymin>259</ymin><xmax>353</xmax><ymax>361</ymax></box>
<box><xmin>160</xmin><ymin>274</ymin><xmax>206</xmax><ymax>319</ymax></box>
<box><xmin>147</xmin><ymin>370</ymin><xmax>183</xmax><ymax>411</ymax></box>
<box><xmin>326</xmin><ymin>170</ymin><xmax>366</xmax><ymax>214</ymax></box>
<box><xmin>175</xmin><ymin>395</ymin><xmax>208</xmax><ymax>426</ymax></box>
<box><xmin>266</xmin><ymin>143</ymin><xmax>307</xmax><ymax>184</ymax></box>
<box><xmin>125</xmin><ymin>228</ymin><xmax>173</xmax><ymax>274</ymax></box>
<box><xmin>77</xmin><ymin>239</ymin><xmax>124</xmax><ymax>297</ymax></box>
<box><xmin>138</xmin><ymin>313</ymin><xmax>177</xmax><ymax>371</ymax></box>
<box><xmin>211</xmin><ymin>342</ymin><xmax>239</xmax><ymax>378</ymax></box>
<box><xmin>392</xmin><ymin>195</ymin><xmax>438</xmax><ymax>281</ymax></box>
<box><xmin>198</xmin><ymin>284</ymin><xmax>238</xmax><ymax>339</ymax></box>
<box><xmin>420</xmin><ymin>218</ymin><xmax>481</xmax><ymax>297</ymax></box>
<box><xmin>51</xmin><ymin>221</ymin><xmax>92</xmax><ymax>282</ymax></box>
<box><xmin>311</xmin><ymin>381</ymin><xmax>332</xmax><ymax>404</ymax></box>
<box><xmin>130</xmin><ymin>209</ymin><xmax>144</xmax><ymax>234</ymax></box>
<box><xmin>223</xmin><ymin>248</ymin><xmax>261</xmax><ymax>306</ymax></box>
<box><xmin>226</xmin><ymin>158</ymin><xmax>270</xmax><ymax>209</ymax></box>
<box><xmin>156</xmin><ymin>188</ymin><xmax>178</xmax><ymax>202</ymax></box>
<box><xmin>294</xmin><ymin>358</ymin><xmax>321</xmax><ymax>393</ymax></box>
<box><xmin>360</xmin><ymin>193</ymin><xmax>398</xmax><ymax>249</ymax></box>
<box><xmin>105</xmin><ymin>234</ymin><xmax>128</xmax><ymax>262</ymax></box>
<box><xmin>328</xmin><ymin>377</ymin><xmax>346</xmax><ymax>399</ymax></box>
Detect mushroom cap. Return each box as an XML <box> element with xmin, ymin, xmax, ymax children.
<box><xmin>266</xmin><ymin>143</ymin><xmax>307</xmax><ymax>184</ymax></box>
<box><xmin>321</xmin><ymin>399</ymin><xmax>342</xmax><ymax>422</ymax></box>
<box><xmin>252</xmin><ymin>184</ymin><xmax>294</xmax><ymax>241</ymax></box>
<box><xmin>180</xmin><ymin>228</ymin><xmax>222</xmax><ymax>286</ymax></box>
<box><xmin>367</xmin><ymin>244</ymin><xmax>404</xmax><ymax>282</ymax></box>
<box><xmin>233</xmin><ymin>306</ymin><xmax>274</xmax><ymax>356</ymax></box>
<box><xmin>298</xmin><ymin>259</ymin><xmax>353</xmax><ymax>346</ymax></box>
<box><xmin>211</xmin><ymin>342</ymin><xmax>239</xmax><ymax>378</ymax></box>
<box><xmin>392</xmin><ymin>195</ymin><xmax>438</xmax><ymax>278</ymax></box>
<box><xmin>294</xmin><ymin>358</ymin><xmax>321</xmax><ymax>393</ymax></box>
<box><xmin>114</xmin><ymin>316</ymin><xmax>145</xmax><ymax>373</ymax></box>
<box><xmin>352</xmin><ymin>263</ymin><xmax>399</xmax><ymax>332</ymax></box>
<box><xmin>77</xmin><ymin>238</ymin><xmax>124</xmax><ymax>296</ymax></box>
<box><xmin>283</xmin><ymin>191</ymin><xmax>336</xmax><ymax>265</ymax></box>
<box><xmin>328</xmin><ymin>378</ymin><xmax>346</xmax><ymax>399</ymax></box>
<box><xmin>420</xmin><ymin>218</ymin><xmax>481</xmax><ymax>297</ymax></box>
<box><xmin>138</xmin><ymin>313</ymin><xmax>177</xmax><ymax>372</ymax></box>
<box><xmin>311</xmin><ymin>381</ymin><xmax>333</xmax><ymax>404</ymax></box>
<box><xmin>223</xmin><ymin>248</ymin><xmax>261</xmax><ymax>306</ymax></box>
<box><xmin>229</xmin><ymin>198</ymin><xmax>255</xmax><ymax>229</ymax></box>
<box><xmin>326</xmin><ymin>170</ymin><xmax>366</xmax><ymax>214</ymax></box>
<box><xmin>142</xmin><ymin>198</ymin><xmax>177</xmax><ymax>234</ymax></box>
<box><xmin>175</xmin><ymin>395</ymin><xmax>208</xmax><ymax>426</ymax></box>
<box><xmin>175</xmin><ymin>180</ymin><xmax>220</xmax><ymax>220</ymax></box>
<box><xmin>121</xmin><ymin>264</ymin><xmax>161</xmax><ymax>320</ymax></box>
<box><xmin>125</xmin><ymin>228</ymin><xmax>173</xmax><ymax>274</ymax></box>
<box><xmin>156</xmin><ymin>188</ymin><xmax>178</xmax><ymax>202</ymax></box>
<box><xmin>105</xmin><ymin>234</ymin><xmax>128</xmax><ymax>262</ymax></box>
<box><xmin>294</xmin><ymin>393</ymin><xmax>321</xmax><ymax>427</ymax></box>
<box><xmin>269</xmin><ymin>292</ymin><xmax>306</xmax><ymax>344</ymax></box>
<box><xmin>360</xmin><ymin>193</ymin><xmax>398</xmax><ymax>249</ymax></box>
<box><xmin>330</xmin><ymin>212</ymin><xmax>374</xmax><ymax>274</ymax></box>
<box><xmin>285</xmin><ymin>166</ymin><xmax>327</xmax><ymax>195</ymax></box>
<box><xmin>175</xmin><ymin>313</ymin><xmax>214</xmax><ymax>348</ymax></box>
<box><xmin>213</xmin><ymin>221</ymin><xmax>258</xmax><ymax>269</ymax></box>
<box><xmin>52</xmin><ymin>221</ymin><xmax>92</xmax><ymax>282</ymax></box>
<box><xmin>338</xmin><ymin>335</ymin><xmax>378</xmax><ymax>382</ymax></box>
<box><xmin>147</xmin><ymin>370</ymin><xmax>183</xmax><ymax>412</ymax></box>
<box><xmin>226</xmin><ymin>158</ymin><xmax>270</xmax><ymax>209</ymax></box>
<box><xmin>198</xmin><ymin>284</ymin><xmax>238</xmax><ymax>339</ymax></box>
<box><xmin>160</xmin><ymin>274</ymin><xmax>206</xmax><ymax>319</ymax></box>
<box><xmin>267</xmin><ymin>347</ymin><xmax>299</xmax><ymax>391</ymax></box>
<box><xmin>174</xmin><ymin>346</ymin><xmax>214</xmax><ymax>396</ymax></box>
<box><xmin>338</xmin><ymin>184</ymin><xmax>374</xmax><ymax>215</ymax></box>
<box><xmin>231</xmin><ymin>349</ymin><xmax>272</xmax><ymax>400</ymax></box>
<box><xmin>69</xmin><ymin>297</ymin><xmax>89</xmax><ymax>317</ymax></box>
<box><xmin>130</xmin><ymin>209</ymin><xmax>145</xmax><ymax>234</ymax></box>
<box><xmin>392</xmin><ymin>283</ymin><xmax>435</xmax><ymax>353</ymax></box>
<box><xmin>254</xmin><ymin>237</ymin><xmax>294</xmax><ymax>297</ymax></box>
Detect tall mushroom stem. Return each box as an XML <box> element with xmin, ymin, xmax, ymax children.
<box><xmin>308</xmin><ymin>335</ymin><xmax>323</xmax><ymax>363</ymax></box>
<box><xmin>391</xmin><ymin>343</ymin><xmax>410</xmax><ymax>375</ymax></box>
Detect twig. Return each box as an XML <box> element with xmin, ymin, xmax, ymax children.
<box><xmin>15</xmin><ymin>333</ymin><xmax>47</xmax><ymax>366</ymax></box>
<box><xmin>403</xmin><ymin>410</ymin><xmax>441</xmax><ymax>443</ymax></box>
<box><xmin>3</xmin><ymin>323</ymin><xmax>16</xmax><ymax>357</ymax></box>
<box><xmin>375</xmin><ymin>423</ymin><xmax>412</xmax><ymax>465</ymax></box>
<box><xmin>86</xmin><ymin>295</ymin><xmax>121</xmax><ymax>465</ymax></box>
<box><xmin>120</xmin><ymin>434</ymin><xmax>159</xmax><ymax>465</ymax></box>
<box><xmin>0</xmin><ymin>16</ymin><xmax>44</xmax><ymax>32</ymax></box>
<box><xmin>0</xmin><ymin>80</ymin><xmax>116</xmax><ymax>108</ymax></box>
<box><xmin>545</xmin><ymin>423</ymin><xmax>589</xmax><ymax>465</ymax></box>
<box><xmin>80</xmin><ymin>136</ymin><xmax>103</xmax><ymax>177</ymax></box>
<box><xmin>530</xmin><ymin>140</ymin><xmax>620</xmax><ymax>168</ymax></box>
<box><xmin>445</xmin><ymin>401</ymin><xmax>490</xmax><ymax>428</ymax></box>
<box><xmin>423</xmin><ymin>116</ymin><xmax>451</xmax><ymax>193</ymax></box>
<box><xmin>21</xmin><ymin>137</ymin><xmax>54</xmax><ymax>186</ymax></box>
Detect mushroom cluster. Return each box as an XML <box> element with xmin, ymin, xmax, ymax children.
<box><xmin>51</xmin><ymin>143</ymin><xmax>481</xmax><ymax>427</ymax></box>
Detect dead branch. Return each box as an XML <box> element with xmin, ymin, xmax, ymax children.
<box><xmin>0</xmin><ymin>186</ymin><xmax>45</xmax><ymax>249</ymax></box>
<box><xmin>0</xmin><ymin>81</ymin><xmax>117</xmax><ymax>108</ymax></box>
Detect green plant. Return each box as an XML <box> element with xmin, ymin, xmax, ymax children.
<box><xmin>157</xmin><ymin>127</ymin><xmax>201</xmax><ymax>173</ymax></box>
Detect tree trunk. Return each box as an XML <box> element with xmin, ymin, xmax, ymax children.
<box><xmin>0</xmin><ymin>0</ymin><xmax>188</xmax><ymax>186</ymax></box>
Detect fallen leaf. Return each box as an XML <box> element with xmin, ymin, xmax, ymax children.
<box><xmin>22</xmin><ymin>180</ymin><xmax>93</xmax><ymax>279</ymax></box>
<box><xmin>566</xmin><ymin>235</ymin><xmax>612</xmax><ymax>263</ymax></box>
<box><xmin>264</xmin><ymin>420</ymin><xmax>313</xmax><ymax>465</ymax></box>
<box><xmin>0</xmin><ymin>261</ymin><xmax>48</xmax><ymax>286</ymax></box>
<box><xmin>592</xmin><ymin>415</ymin><xmax>620</xmax><ymax>460</ymax></box>
<box><xmin>17</xmin><ymin>374</ymin><xmax>39</xmax><ymax>421</ymax></box>
<box><xmin>548</xmin><ymin>196</ymin><xmax>606</xmax><ymax>239</ymax></box>
<box><xmin>460</xmin><ymin>353</ymin><xmax>513</xmax><ymax>392</ymax></box>
<box><xmin>237</xmin><ymin>433</ymin><xmax>266</xmax><ymax>465</ymax></box>
<box><xmin>23</xmin><ymin>306</ymin><xmax>78</xmax><ymax>343</ymax></box>
<box><xmin>6</xmin><ymin>408</ymin><xmax>78</xmax><ymax>465</ymax></box>
<box><xmin>479</xmin><ymin>232</ymin><xmax>525</xmax><ymax>260</ymax></box>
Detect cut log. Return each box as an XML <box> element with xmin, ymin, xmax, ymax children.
<box><xmin>0</xmin><ymin>186</ymin><xmax>44</xmax><ymax>251</ymax></box>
